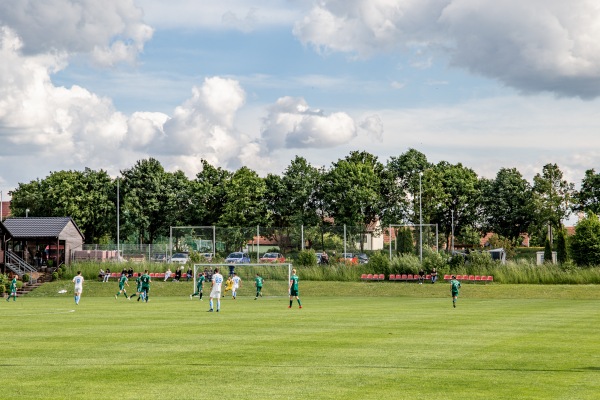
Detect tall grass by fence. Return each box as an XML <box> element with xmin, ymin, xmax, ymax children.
<box><xmin>62</xmin><ymin>257</ymin><xmax>600</xmax><ymax>285</ymax></box>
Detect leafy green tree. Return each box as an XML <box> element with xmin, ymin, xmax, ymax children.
<box><xmin>481</xmin><ymin>168</ymin><xmax>534</xmax><ymax>243</ymax></box>
<box><xmin>190</xmin><ymin>159</ymin><xmax>232</xmax><ymax>226</ymax></box>
<box><xmin>218</xmin><ymin>167</ymin><xmax>268</xmax><ymax>251</ymax></box>
<box><xmin>428</xmin><ymin>161</ymin><xmax>481</xmax><ymax>251</ymax></box>
<box><xmin>322</xmin><ymin>151</ymin><xmax>386</xmax><ymax>251</ymax></box>
<box><xmin>532</xmin><ymin>164</ymin><xmax>574</xmax><ymax>245</ymax></box>
<box><xmin>120</xmin><ymin>158</ymin><xmax>171</xmax><ymax>244</ymax></box>
<box><xmin>9</xmin><ymin>179</ymin><xmax>46</xmax><ymax>217</ymax></box>
<box><xmin>10</xmin><ymin>169</ymin><xmax>115</xmax><ymax>242</ymax></box>
<box><xmin>570</xmin><ymin>212</ymin><xmax>600</xmax><ymax>266</ymax></box>
<box><xmin>386</xmin><ymin>148</ymin><xmax>431</xmax><ymax>224</ymax></box>
<box><xmin>573</xmin><ymin>169</ymin><xmax>600</xmax><ymax>214</ymax></box>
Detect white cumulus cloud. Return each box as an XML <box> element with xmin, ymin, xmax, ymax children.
<box><xmin>260</xmin><ymin>97</ymin><xmax>359</xmax><ymax>150</ymax></box>
<box><xmin>294</xmin><ymin>0</ymin><xmax>600</xmax><ymax>98</ymax></box>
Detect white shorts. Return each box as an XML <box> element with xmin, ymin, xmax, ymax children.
<box><xmin>210</xmin><ymin>289</ymin><xmax>221</xmax><ymax>299</ymax></box>
<box><xmin>74</xmin><ymin>286</ymin><xmax>83</xmax><ymax>293</ymax></box>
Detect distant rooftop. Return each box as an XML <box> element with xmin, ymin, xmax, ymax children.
<box><xmin>2</xmin><ymin>217</ymin><xmax>82</xmax><ymax>239</ymax></box>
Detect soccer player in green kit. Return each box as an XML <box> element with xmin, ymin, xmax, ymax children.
<box><xmin>140</xmin><ymin>269</ymin><xmax>151</xmax><ymax>302</ymax></box>
<box><xmin>254</xmin><ymin>273</ymin><xmax>264</xmax><ymax>300</ymax></box>
<box><xmin>450</xmin><ymin>275</ymin><xmax>461</xmax><ymax>308</ymax></box>
<box><xmin>6</xmin><ymin>276</ymin><xmax>18</xmax><ymax>301</ymax></box>
<box><xmin>288</xmin><ymin>269</ymin><xmax>302</xmax><ymax>309</ymax></box>
<box><xmin>115</xmin><ymin>272</ymin><xmax>129</xmax><ymax>299</ymax></box>
<box><xmin>190</xmin><ymin>271</ymin><xmax>205</xmax><ymax>300</ymax></box>
<box><xmin>128</xmin><ymin>272</ymin><xmax>145</xmax><ymax>301</ymax></box>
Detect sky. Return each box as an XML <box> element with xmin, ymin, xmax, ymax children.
<box><xmin>1</xmin><ymin>0</ymin><xmax>600</xmax><ymax>204</ymax></box>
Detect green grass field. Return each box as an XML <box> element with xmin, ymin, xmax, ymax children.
<box><xmin>3</xmin><ymin>280</ymin><xmax>600</xmax><ymax>399</ymax></box>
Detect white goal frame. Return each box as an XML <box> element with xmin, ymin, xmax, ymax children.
<box><xmin>193</xmin><ymin>263</ymin><xmax>293</xmax><ymax>294</ymax></box>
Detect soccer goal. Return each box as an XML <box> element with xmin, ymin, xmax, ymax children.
<box><xmin>193</xmin><ymin>263</ymin><xmax>293</xmax><ymax>294</ymax></box>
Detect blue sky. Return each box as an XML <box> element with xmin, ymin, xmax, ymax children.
<box><xmin>1</xmin><ymin>0</ymin><xmax>600</xmax><ymax>214</ymax></box>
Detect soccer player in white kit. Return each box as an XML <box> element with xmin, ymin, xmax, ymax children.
<box><xmin>231</xmin><ymin>273</ymin><xmax>241</xmax><ymax>299</ymax></box>
<box><xmin>72</xmin><ymin>271</ymin><xmax>84</xmax><ymax>305</ymax></box>
<box><xmin>208</xmin><ymin>268</ymin><xmax>223</xmax><ymax>312</ymax></box>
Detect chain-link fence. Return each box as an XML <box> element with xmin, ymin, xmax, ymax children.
<box><xmin>79</xmin><ymin>224</ymin><xmax>440</xmax><ymax>263</ymax></box>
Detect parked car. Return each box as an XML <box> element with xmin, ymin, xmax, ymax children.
<box><xmin>339</xmin><ymin>253</ymin><xmax>358</xmax><ymax>265</ymax></box>
<box><xmin>170</xmin><ymin>252</ymin><xmax>189</xmax><ymax>264</ymax></box>
<box><xmin>357</xmin><ymin>253</ymin><xmax>369</xmax><ymax>264</ymax></box>
<box><xmin>200</xmin><ymin>253</ymin><xmax>214</xmax><ymax>262</ymax></box>
<box><xmin>260</xmin><ymin>252</ymin><xmax>285</xmax><ymax>263</ymax></box>
<box><xmin>151</xmin><ymin>253</ymin><xmax>167</xmax><ymax>262</ymax></box>
<box><xmin>225</xmin><ymin>252</ymin><xmax>250</xmax><ymax>264</ymax></box>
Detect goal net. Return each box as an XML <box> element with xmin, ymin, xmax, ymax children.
<box><xmin>193</xmin><ymin>263</ymin><xmax>293</xmax><ymax>296</ymax></box>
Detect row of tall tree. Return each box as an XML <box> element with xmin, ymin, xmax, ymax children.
<box><xmin>8</xmin><ymin>149</ymin><xmax>600</xmax><ymax>249</ymax></box>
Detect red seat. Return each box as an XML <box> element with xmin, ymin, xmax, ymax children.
<box><xmin>425</xmin><ymin>274</ymin><xmax>431</xmax><ymax>280</ymax></box>
<box><xmin>486</xmin><ymin>275</ymin><xmax>494</xmax><ymax>282</ymax></box>
<box><xmin>378</xmin><ymin>274</ymin><xmax>385</xmax><ymax>281</ymax></box>
<box><xmin>395</xmin><ymin>274</ymin><xmax>401</xmax><ymax>280</ymax></box>
<box><xmin>468</xmin><ymin>275</ymin><xmax>475</xmax><ymax>281</ymax></box>
<box><xmin>389</xmin><ymin>274</ymin><xmax>396</xmax><ymax>281</ymax></box>
<box><xmin>366</xmin><ymin>274</ymin><xmax>373</xmax><ymax>280</ymax></box>
<box><xmin>407</xmin><ymin>274</ymin><xmax>413</xmax><ymax>280</ymax></box>
<box><xmin>401</xmin><ymin>274</ymin><xmax>408</xmax><ymax>280</ymax></box>
<box><xmin>444</xmin><ymin>274</ymin><xmax>451</xmax><ymax>280</ymax></box>
<box><xmin>474</xmin><ymin>275</ymin><xmax>481</xmax><ymax>281</ymax></box>
<box><xmin>361</xmin><ymin>274</ymin><xmax>368</xmax><ymax>280</ymax></box>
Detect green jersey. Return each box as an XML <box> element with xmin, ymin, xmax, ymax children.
<box><xmin>141</xmin><ymin>274</ymin><xmax>151</xmax><ymax>288</ymax></box>
<box><xmin>10</xmin><ymin>278</ymin><xmax>17</xmax><ymax>292</ymax></box>
<box><xmin>255</xmin><ymin>276</ymin><xmax>263</xmax><ymax>288</ymax></box>
<box><xmin>136</xmin><ymin>276</ymin><xmax>142</xmax><ymax>291</ymax></box>
<box><xmin>450</xmin><ymin>279</ymin><xmax>461</xmax><ymax>293</ymax></box>
<box><xmin>197</xmin><ymin>275</ymin><xmax>205</xmax><ymax>290</ymax></box>
<box><xmin>119</xmin><ymin>274</ymin><xmax>128</xmax><ymax>288</ymax></box>
<box><xmin>289</xmin><ymin>275</ymin><xmax>299</xmax><ymax>292</ymax></box>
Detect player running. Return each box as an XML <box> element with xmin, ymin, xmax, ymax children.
<box><xmin>223</xmin><ymin>276</ymin><xmax>233</xmax><ymax>298</ymax></box>
<box><xmin>231</xmin><ymin>273</ymin><xmax>241</xmax><ymax>299</ymax></box>
<box><xmin>190</xmin><ymin>271</ymin><xmax>206</xmax><ymax>301</ymax></box>
<box><xmin>72</xmin><ymin>271</ymin><xmax>84</xmax><ymax>305</ymax></box>
<box><xmin>128</xmin><ymin>272</ymin><xmax>145</xmax><ymax>301</ymax></box>
<box><xmin>6</xmin><ymin>275</ymin><xmax>18</xmax><ymax>302</ymax></box>
<box><xmin>140</xmin><ymin>270</ymin><xmax>151</xmax><ymax>302</ymax></box>
<box><xmin>254</xmin><ymin>273</ymin><xmax>264</xmax><ymax>300</ymax></box>
<box><xmin>288</xmin><ymin>269</ymin><xmax>302</xmax><ymax>309</ymax></box>
<box><xmin>115</xmin><ymin>272</ymin><xmax>129</xmax><ymax>300</ymax></box>
<box><xmin>208</xmin><ymin>268</ymin><xmax>223</xmax><ymax>312</ymax></box>
<box><xmin>450</xmin><ymin>275</ymin><xmax>461</xmax><ymax>308</ymax></box>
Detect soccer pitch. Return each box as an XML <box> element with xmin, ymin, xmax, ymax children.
<box><xmin>3</xmin><ymin>282</ymin><xmax>600</xmax><ymax>399</ymax></box>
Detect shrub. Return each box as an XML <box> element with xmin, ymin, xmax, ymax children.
<box><xmin>423</xmin><ymin>251</ymin><xmax>448</xmax><ymax>275</ymax></box>
<box><xmin>391</xmin><ymin>253</ymin><xmax>421</xmax><ymax>274</ymax></box>
<box><xmin>22</xmin><ymin>273</ymin><xmax>30</xmax><ymax>283</ymax></box>
<box><xmin>296</xmin><ymin>250</ymin><xmax>317</xmax><ymax>267</ymax></box>
<box><xmin>571</xmin><ymin>213</ymin><xmax>600</xmax><ymax>266</ymax></box>
<box><xmin>52</xmin><ymin>272</ymin><xmax>59</xmax><ymax>281</ymax></box>
<box><xmin>368</xmin><ymin>252</ymin><xmax>391</xmax><ymax>275</ymax></box>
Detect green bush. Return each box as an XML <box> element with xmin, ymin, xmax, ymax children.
<box><xmin>52</xmin><ymin>272</ymin><xmax>59</xmax><ymax>281</ymax></box>
<box><xmin>22</xmin><ymin>273</ymin><xmax>30</xmax><ymax>283</ymax></box>
<box><xmin>391</xmin><ymin>253</ymin><xmax>421</xmax><ymax>274</ymax></box>
<box><xmin>368</xmin><ymin>252</ymin><xmax>391</xmax><ymax>275</ymax></box>
<box><xmin>423</xmin><ymin>251</ymin><xmax>448</xmax><ymax>275</ymax></box>
<box><xmin>296</xmin><ymin>250</ymin><xmax>317</xmax><ymax>267</ymax></box>
<box><xmin>571</xmin><ymin>213</ymin><xmax>600</xmax><ymax>266</ymax></box>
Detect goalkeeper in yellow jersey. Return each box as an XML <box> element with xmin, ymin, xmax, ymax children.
<box><xmin>223</xmin><ymin>275</ymin><xmax>234</xmax><ymax>298</ymax></box>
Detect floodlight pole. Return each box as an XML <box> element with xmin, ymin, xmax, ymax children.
<box><xmin>117</xmin><ymin>177</ymin><xmax>120</xmax><ymax>263</ymax></box>
<box><xmin>451</xmin><ymin>209</ymin><xmax>454</xmax><ymax>253</ymax></box>
<box><xmin>419</xmin><ymin>172</ymin><xmax>423</xmax><ymax>263</ymax></box>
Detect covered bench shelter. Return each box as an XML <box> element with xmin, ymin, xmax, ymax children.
<box><xmin>1</xmin><ymin>217</ymin><xmax>84</xmax><ymax>270</ymax></box>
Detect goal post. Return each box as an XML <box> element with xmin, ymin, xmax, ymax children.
<box><xmin>193</xmin><ymin>263</ymin><xmax>293</xmax><ymax>295</ymax></box>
